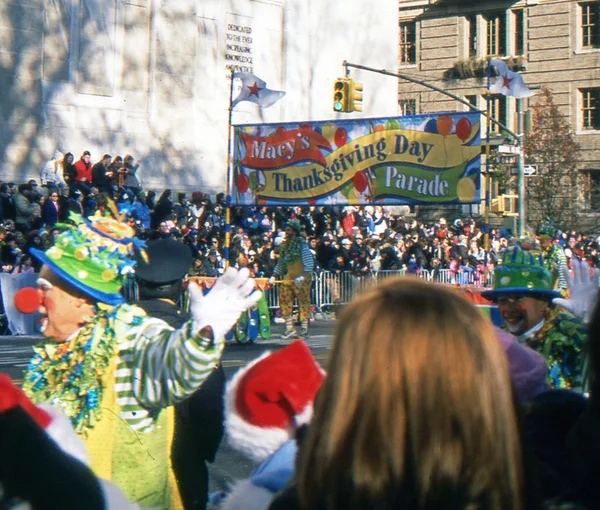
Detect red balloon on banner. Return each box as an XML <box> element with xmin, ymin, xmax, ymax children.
<box><xmin>334</xmin><ymin>127</ymin><xmax>348</xmax><ymax>147</ymax></box>
<box><xmin>276</xmin><ymin>126</ymin><xmax>286</xmax><ymax>135</ymax></box>
<box><xmin>353</xmin><ymin>171</ymin><xmax>368</xmax><ymax>193</ymax></box>
<box><xmin>236</xmin><ymin>173</ymin><xmax>249</xmax><ymax>193</ymax></box>
<box><xmin>436</xmin><ymin>116</ymin><xmax>453</xmax><ymax>137</ymax></box>
<box><xmin>455</xmin><ymin>117</ymin><xmax>472</xmax><ymax>142</ymax></box>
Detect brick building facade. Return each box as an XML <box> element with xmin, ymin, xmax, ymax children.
<box><xmin>398</xmin><ymin>0</ymin><xmax>600</xmax><ymax>225</ymax></box>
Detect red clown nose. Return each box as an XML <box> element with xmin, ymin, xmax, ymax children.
<box><xmin>14</xmin><ymin>287</ymin><xmax>41</xmax><ymax>314</ymax></box>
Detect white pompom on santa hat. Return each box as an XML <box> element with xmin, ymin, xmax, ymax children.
<box><xmin>225</xmin><ymin>340</ymin><xmax>325</xmax><ymax>462</ymax></box>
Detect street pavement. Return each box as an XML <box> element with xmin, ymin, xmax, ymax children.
<box><xmin>0</xmin><ymin>319</ymin><xmax>336</xmax><ymax>506</ymax></box>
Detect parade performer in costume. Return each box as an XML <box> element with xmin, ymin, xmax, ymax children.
<box><xmin>134</xmin><ymin>237</ymin><xmax>225</xmax><ymax>510</ymax></box>
<box><xmin>536</xmin><ymin>223</ymin><xmax>568</xmax><ymax>291</ymax></box>
<box><xmin>14</xmin><ymin>208</ymin><xmax>261</xmax><ymax>508</ymax></box>
<box><xmin>268</xmin><ymin>220</ymin><xmax>314</xmax><ymax>339</ymax></box>
<box><xmin>220</xmin><ymin>340</ymin><xmax>324</xmax><ymax>510</ymax></box>
<box><xmin>482</xmin><ymin>241</ymin><xmax>586</xmax><ymax>389</ymax></box>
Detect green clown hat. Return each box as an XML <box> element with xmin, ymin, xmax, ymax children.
<box><xmin>536</xmin><ymin>222</ymin><xmax>557</xmax><ymax>239</ymax></box>
<box><xmin>286</xmin><ymin>220</ymin><xmax>302</xmax><ymax>233</ymax></box>
<box><xmin>30</xmin><ymin>208</ymin><xmax>145</xmax><ymax>305</ymax></box>
<box><xmin>481</xmin><ymin>241</ymin><xmax>561</xmax><ymax>302</ymax></box>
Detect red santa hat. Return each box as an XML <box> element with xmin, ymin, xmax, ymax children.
<box><xmin>0</xmin><ymin>373</ymin><xmax>89</xmax><ymax>465</ymax></box>
<box><xmin>225</xmin><ymin>340</ymin><xmax>324</xmax><ymax>462</ymax></box>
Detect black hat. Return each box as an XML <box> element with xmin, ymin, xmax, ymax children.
<box><xmin>134</xmin><ymin>238</ymin><xmax>193</xmax><ymax>283</ymax></box>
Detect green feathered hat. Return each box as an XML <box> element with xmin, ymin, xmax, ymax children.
<box><xmin>30</xmin><ymin>206</ymin><xmax>146</xmax><ymax>305</ymax></box>
<box><xmin>536</xmin><ymin>222</ymin><xmax>557</xmax><ymax>239</ymax></box>
<box><xmin>286</xmin><ymin>220</ymin><xmax>302</xmax><ymax>234</ymax></box>
<box><xmin>481</xmin><ymin>241</ymin><xmax>561</xmax><ymax>302</ymax></box>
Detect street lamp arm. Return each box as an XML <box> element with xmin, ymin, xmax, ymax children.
<box><xmin>343</xmin><ymin>60</ymin><xmax>520</xmax><ymax>142</ymax></box>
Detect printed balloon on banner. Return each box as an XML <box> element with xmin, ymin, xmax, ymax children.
<box><xmin>456</xmin><ymin>117</ymin><xmax>472</xmax><ymax>142</ymax></box>
<box><xmin>236</xmin><ymin>173</ymin><xmax>249</xmax><ymax>194</ymax></box>
<box><xmin>424</xmin><ymin>119</ymin><xmax>437</xmax><ymax>134</ymax></box>
<box><xmin>321</xmin><ymin>123</ymin><xmax>337</xmax><ymax>144</ymax></box>
<box><xmin>436</xmin><ymin>116</ymin><xmax>453</xmax><ymax>137</ymax></box>
<box><xmin>248</xmin><ymin>171</ymin><xmax>258</xmax><ymax>192</ymax></box>
<box><xmin>385</xmin><ymin>119</ymin><xmax>401</xmax><ymax>130</ymax></box>
<box><xmin>353</xmin><ymin>171</ymin><xmax>368</xmax><ymax>193</ymax></box>
<box><xmin>334</xmin><ymin>128</ymin><xmax>348</xmax><ymax>147</ymax></box>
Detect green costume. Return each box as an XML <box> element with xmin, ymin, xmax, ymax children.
<box><xmin>537</xmin><ymin>223</ymin><xmax>568</xmax><ymax>290</ymax></box>
<box><xmin>523</xmin><ymin>306</ymin><xmax>587</xmax><ymax>389</ymax></box>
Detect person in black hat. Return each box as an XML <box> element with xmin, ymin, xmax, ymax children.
<box><xmin>134</xmin><ymin>238</ymin><xmax>225</xmax><ymax>510</ymax></box>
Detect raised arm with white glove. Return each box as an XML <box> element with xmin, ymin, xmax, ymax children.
<box><xmin>552</xmin><ymin>258</ymin><xmax>600</xmax><ymax>324</ymax></box>
<box><xmin>190</xmin><ymin>266</ymin><xmax>262</xmax><ymax>342</ymax></box>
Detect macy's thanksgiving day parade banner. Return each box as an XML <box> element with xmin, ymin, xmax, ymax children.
<box><xmin>230</xmin><ymin>112</ymin><xmax>481</xmax><ymax>206</ymax></box>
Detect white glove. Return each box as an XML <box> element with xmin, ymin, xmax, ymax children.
<box><xmin>552</xmin><ymin>258</ymin><xmax>600</xmax><ymax>323</ymax></box>
<box><xmin>294</xmin><ymin>276</ymin><xmax>305</xmax><ymax>286</ymax></box>
<box><xmin>268</xmin><ymin>276</ymin><xmax>276</xmax><ymax>285</ymax></box>
<box><xmin>189</xmin><ymin>267</ymin><xmax>262</xmax><ymax>341</ymax></box>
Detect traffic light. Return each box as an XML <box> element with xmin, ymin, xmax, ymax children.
<box><xmin>348</xmin><ymin>79</ymin><xmax>363</xmax><ymax>112</ymax></box>
<box><xmin>333</xmin><ymin>78</ymin><xmax>349</xmax><ymax>112</ymax></box>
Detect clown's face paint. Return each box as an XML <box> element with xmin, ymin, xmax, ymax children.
<box><xmin>37</xmin><ymin>266</ymin><xmax>93</xmax><ymax>342</ymax></box>
<box><xmin>496</xmin><ymin>294</ymin><xmax>549</xmax><ymax>336</ymax></box>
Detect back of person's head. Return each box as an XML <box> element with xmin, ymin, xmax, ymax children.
<box><xmin>297</xmin><ymin>278</ymin><xmax>524</xmax><ymax>510</ymax></box>
<box><xmin>134</xmin><ymin>238</ymin><xmax>193</xmax><ymax>302</ymax></box>
<box><xmin>17</xmin><ymin>183</ymin><xmax>30</xmax><ymax>194</ymax></box>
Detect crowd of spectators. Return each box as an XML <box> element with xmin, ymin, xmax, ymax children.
<box><xmin>1</xmin><ymin>149</ymin><xmax>600</xmax><ymax>283</ymax></box>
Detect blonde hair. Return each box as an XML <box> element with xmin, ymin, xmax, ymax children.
<box><xmin>297</xmin><ymin>278</ymin><xmax>524</xmax><ymax>510</ymax></box>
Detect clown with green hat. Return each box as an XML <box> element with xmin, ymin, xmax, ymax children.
<box><xmin>18</xmin><ymin>207</ymin><xmax>262</xmax><ymax>508</ymax></box>
<box><xmin>482</xmin><ymin>241</ymin><xmax>586</xmax><ymax>389</ymax></box>
<box><xmin>268</xmin><ymin>219</ymin><xmax>314</xmax><ymax>339</ymax></box>
<box><xmin>536</xmin><ymin>221</ymin><xmax>568</xmax><ymax>290</ymax></box>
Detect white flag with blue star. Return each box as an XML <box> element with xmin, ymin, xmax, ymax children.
<box><xmin>231</xmin><ymin>72</ymin><xmax>285</xmax><ymax>108</ymax></box>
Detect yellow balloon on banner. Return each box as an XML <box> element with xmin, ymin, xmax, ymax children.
<box><xmin>321</xmin><ymin>123</ymin><xmax>337</xmax><ymax>144</ymax></box>
<box><xmin>457</xmin><ymin>177</ymin><xmax>476</xmax><ymax>203</ymax></box>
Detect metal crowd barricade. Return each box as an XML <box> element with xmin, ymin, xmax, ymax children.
<box><xmin>264</xmin><ymin>269</ymin><xmax>494</xmax><ymax>311</ymax></box>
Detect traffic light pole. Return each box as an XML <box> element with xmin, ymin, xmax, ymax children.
<box><xmin>517</xmin><ymin>98</ymin><xmax>526</xmax><ymax>237</ymax></box>
<box><xmin>343</xmin><ymin>61</ymin><xmax>526</xmax><ymax>236</ymax></box>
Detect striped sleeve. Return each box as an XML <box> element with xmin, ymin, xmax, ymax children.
<box><xmin>128</xmin><ymin>317</ymin><xmax>224</xmax><ymax>409</ymax></box>
<box><xmin>302</xmin><ymin>244</ymin><xmax>314</xmax><ymax>273</ymax></box>
<box><xmin>272</xmin><ymin>257</ymin><xmax>286</xmax><ymax>278</ymax></box>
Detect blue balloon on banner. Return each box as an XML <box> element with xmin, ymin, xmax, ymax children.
<box><xmin>314</xmin><ymin>126</ymin><xmax>322</xmax><ymax>135</ymax></box>
<box><xmin>424</xmin><ymin>119</ymin><xmax>438</xmax><ymax>134</ymax></box>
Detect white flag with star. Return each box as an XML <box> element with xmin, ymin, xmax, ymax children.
<box><xmin>488</xmin><ymin>59</ymin><xmax>535</xmax><ymax>99</ymax></box>
<box><xmin>231</xmin><ymin>72</ymin><xmax>285</xmax><ymax>108</ymax></box>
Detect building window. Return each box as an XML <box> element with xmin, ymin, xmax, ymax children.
<box><xmin>590</xmin><ymin>171</ymin><xmax>600</xmax><ymax>209</ymax></box>
<box><xmin>467</xmin><ymin>15</ymin><xmax>477</xmax><ymax>57</ymax></box>
<box><xmin>465</xmin><ymin>94</ymin><xmax>477</xmax><ymax>110</ymax></box>
<box><xmin>399</xmin><ymin>99</ymin><xmax>417</xmax><ymax>115</ymax></box>
<box><xmin>514</xmin><ymin>10</ymin><xmax>524</xmax><ymax>55</ymax></box>
<box><xmin>582</xmin><ymin>88</ymin><xmax>600</xmax><ymax>129</ymax></box>
<box><xmin>581</xmin><ymin>2</ymin><xmax>600</xmax><ymax>48</ymax></box>
<box><xmin>487</xmin><ymin>94</ymin><xmax>507</xmax><ymax>134</ymax></box>
<box><xmin>400</xmin><ymin>21</ymin><xmax>417</xmax><ymax>64</ymax></box>
<box><xmin>485</xmin><ymin>12</ymin><xmax>506</xmax><ymax>56</ymax></box>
